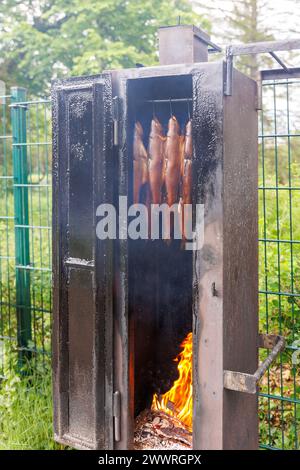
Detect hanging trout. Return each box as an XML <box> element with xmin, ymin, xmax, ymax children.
<box><xmin>133</xmin><ymin>122</ymin><xmax>148</xmax><ymax>204</ymax></box>
<box><xmin>182</xmin><ymin>119</ymin><xmax>193</xmax><ymax>240</ymax></box>
<box><xmin>165</xmin><ymin>115</ymin><xmax>182</xmax><ymax>207</ymax></box>
<box><xmin>148</xmin><ymin>118</ymin><xmax>165</xmax><ymax>204</ymax></box>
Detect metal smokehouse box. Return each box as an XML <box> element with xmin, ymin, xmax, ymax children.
<box><xmin>52</xmin><ymin>28</ymin><xmax>259</xmax><ymax>450</ymax></box>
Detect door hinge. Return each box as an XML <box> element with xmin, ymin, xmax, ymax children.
<box><xmin>113</xmin><ymin>390</ymin><xmax>121</xmax><ymax>442</ymax></box>
<box><xmin>112</xmin><ymin>96</ymin><xmax>120</xmax><ymax>146</ymax></box>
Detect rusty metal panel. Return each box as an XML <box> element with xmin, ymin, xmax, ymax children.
<box><xmin>192</xmin><ymin>63</ymin><xmax>258</xmax><ymax>449</ymax></box>
<box><xmin>52</xmin><ymin>74</ymin><xmax>114</xmax><ymax>449</ymax></box>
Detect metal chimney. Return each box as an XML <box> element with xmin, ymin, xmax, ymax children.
<box><xmin>158</xmin><ymin>24</ymin><xmax>210</xmax><ymax>65</ymax></box>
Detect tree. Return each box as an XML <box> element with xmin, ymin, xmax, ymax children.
<box><xmin>0</xmin><ymin>0</ymin><xmax>209</xmax><ymax>96</ymax></box>
<box><xmin>195</xmin><ymin>0</ymin><xmax>300</xmax><ymax>79</ymax></box>
<box><xmin>195</xmin><ymin>0</ymin><xmax>275</xmax><ymax>79</ymax></box>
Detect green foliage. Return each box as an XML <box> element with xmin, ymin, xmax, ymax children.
<box><xmin>257</xmin><ymin>91</ymin><xmax>300</xmax><ymax>449</ymax></box>
<box><xmin>0</xmin><ymin>357</ymin><xmax>64</xmax><ymax>450</ymax></box>
<box><xmin>0</xmin><ymin>0</ymin><xmax>209</xmax><ymax>95</ymax></box>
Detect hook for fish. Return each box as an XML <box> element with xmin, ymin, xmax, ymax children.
<box><xmin>169</xmin><ymin>98</ymin><xmax>173</xmax><ymax>117</ymax></box>
<box><xmin>187</xmin><ymin>100</ymin><xmax>191</xmax><ymax>120</ymax></box>
<box><xmin>152</xmin><ymin>100</ymin><xmax>156</xmax><ymax>118</ymax></box>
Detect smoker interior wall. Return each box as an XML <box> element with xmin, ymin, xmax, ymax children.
<box><xmin>129</xmin><ymin>240</ymin><xmax>192</xmax><ymax>415</ymax></box>
<box><xmin>127</xmin><ymin>76</ymin><xmax>193</xmax><ymax>416</ymax></box>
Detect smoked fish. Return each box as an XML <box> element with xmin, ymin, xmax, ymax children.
<box><xmin>148</xmin><ymin>117</ymin><xmax>165</xmax><ymax>205</ymax></box>
<box><xmin>165</xmin><ymin>116</ymin><xmax>182</xmax><ymax>207</ymax></box>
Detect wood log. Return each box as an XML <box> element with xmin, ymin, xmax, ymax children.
<box><xmin>134</xmin><ymin>409</ymin><xmax>192</xmax><ymax>450</ymax></box>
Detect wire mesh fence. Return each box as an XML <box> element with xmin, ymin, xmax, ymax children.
<box><xmin>258</xmin><ymin>76</ymin><xmax>300</xmax><ymax>450</ymax></box>
<box><xmin>0</xmin><ymin>92</ymin><xmax>14</xmax><ymax>377</ymax></box>
<box><xmin>0</xmin><ymin>78</ymin><xmax>299</xmax><ymax>449</ymax></box>
<box><xmin>0</xmin><ymin>89</ymin><xmax>51</xmax><ymax>376</ymax></box>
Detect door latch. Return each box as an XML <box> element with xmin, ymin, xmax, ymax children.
<box><xmin>224</xmin><ymin>334</ymin><xmax>285</xmax><ymax>394</ymax></box>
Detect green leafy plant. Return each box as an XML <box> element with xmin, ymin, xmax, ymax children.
<box><xmin>0</xmin><ymin>356</ymin><xmax>65</xmax><ymax>450</ymax></box>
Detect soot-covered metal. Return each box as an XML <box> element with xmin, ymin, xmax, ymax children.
<box><xmin>52</xmin><ymin>26</ymin><xmax>260</xmax><ymax>450</ymax></box>
<box><xmin>52</xmin><ymin>74</ymin><xmax>114</xmax><ymax>449</ymax></box>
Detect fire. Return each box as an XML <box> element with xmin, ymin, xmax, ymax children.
<box><xmin>151</xmin><ymin>332</ymin><xmax>192</xmax><ymax>430</ymax></box>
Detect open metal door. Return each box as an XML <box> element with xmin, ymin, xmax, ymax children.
<box><xmin>192</xmin><ymin>62</ymin><xmax>259</xmax><ymax>449</ymax></box>
<box><xmin>52</xmin><ymin>74</ymin><xmax>114</xmax><ymax>449</ymax></box>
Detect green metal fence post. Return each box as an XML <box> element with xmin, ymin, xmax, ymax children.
<box><xmin>11</xmin><ymin>87</ymin><xmax>31</xmax><ymax>366</ymax></box>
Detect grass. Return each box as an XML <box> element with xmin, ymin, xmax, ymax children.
<box><xmin>0</xmin><ymin>188</ymin><xmax>54</xmax><ymax>449</ymax></box>
<box><xmin>0</xmin><ymin>357</ymin><xmax>64</xmax><ymax>450</ymax></box>
<box><xmin>0</xmin><ymin>188</ymin><xmax>52</xmax><ymax>364</ymax></box>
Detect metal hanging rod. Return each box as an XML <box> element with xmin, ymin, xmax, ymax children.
<box><xmin>139</xmin><ymin>98</ymin><xmax>192</xmax><ymax>104</ymax></box>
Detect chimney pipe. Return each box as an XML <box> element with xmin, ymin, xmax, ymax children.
<box><xmin>158</xmin><ymin>25</ymin><xmax>210</xmax><ymax>65</ymax></box>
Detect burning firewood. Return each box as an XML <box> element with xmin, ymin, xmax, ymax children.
<box><xmin>151</xmin><ymin>332</ymin><xmax>192</xmax><ymax>430</ymax></box>
<box><xmin>134</xmin><ymin>409</ymin><xmax>192</xmax><ymax>450</ymax></box>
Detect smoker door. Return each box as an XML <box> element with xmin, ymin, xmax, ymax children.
<box><xmin>52</xmin><ymin>75</ymin><xmax>114</xmax><ymax>449</ymax></box>
<box><xmin>192</xmin><ymin>63</ymin><xmax>258</xmax><ymax>449</ymax></box>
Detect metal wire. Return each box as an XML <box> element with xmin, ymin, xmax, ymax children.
<box><xmin>258</xmin><ymin>77</ymin><xmax>300</xmax><ymax>450</ymax></box>
<box><xmin>0</xmin><ymin>93</ymin><xmax>14</xmax><ymax>373</ymax></box>
<box><xmin>141</xmin><ymin>98</ymin><xmax>193</xmax><ymax>104</ymax></box>
<box><xmin>0</xmin><ymin>92</ymin><xmax>51</xmax><ymax>373</ymax></box>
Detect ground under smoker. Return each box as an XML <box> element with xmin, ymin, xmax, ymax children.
<box><xmin>52</xmin><ymin>25</ymin><xmax>284</xmax><ymax>450</ymax></box>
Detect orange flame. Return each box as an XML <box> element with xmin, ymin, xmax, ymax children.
<box><xmin>151</xmin><ymin>332</ymin><xmax>192</xmax><ymax>430</ymax></box>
